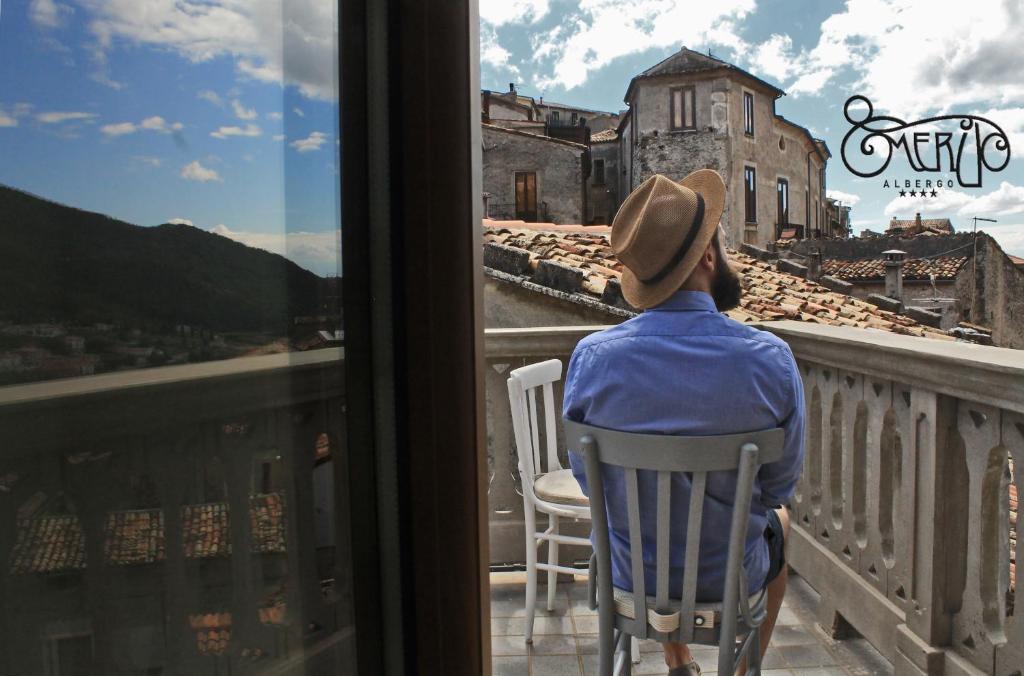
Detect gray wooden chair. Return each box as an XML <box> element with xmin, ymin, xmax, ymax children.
<box><xmin>564</xmin><ymin>419</ymin><xmax>785</xmax><ymax>676</ymax></box>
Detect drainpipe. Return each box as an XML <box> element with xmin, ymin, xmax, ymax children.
<box><xmin>806</xmin><ymin>150</ymin><xmax>812</xmax><ymax>239</ymax></box>
<box><xmin>883</xmin><ymin>249</ymin><xmax>906</xmax><ymax>302</ymax></box>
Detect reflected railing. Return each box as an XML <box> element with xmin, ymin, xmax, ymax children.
<box><xmin>0</xmin><ymin>348</ymin><xmax>353</xmax><ymax>675</ymax></box>
<box><xmin>484</xmin><ymin>323</ymin><xmax>1024</xmax><ymax>675</ymax></box>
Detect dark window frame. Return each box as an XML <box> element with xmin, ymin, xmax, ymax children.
<box><xmin>777</xmin><ymin>177</ymin><xmax>790</xmax><ymax>234</ymax></box>
<box><xmin>744</xmin><ymin>166</ymin><xmax>757</xmax><ymax>224</ymax></box>
<box><xmin>743</xmin><ymin>91</ymin><xmax>755</xmax><ymax>136</ymax></box>
<box><xmin>593</xmin><ymin>158</ymin><xmax>606</xmax><ymax>185</ymax></box>
<box><xmin>670</xmin><ymin>85</ymin><xmax>696</xmax><ymax>131</ymax></box>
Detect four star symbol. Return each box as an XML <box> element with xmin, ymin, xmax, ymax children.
<box><xmin>896</xmin><ymin>187</ymin><xmax>940</xmax><ymax>198</ymax></box>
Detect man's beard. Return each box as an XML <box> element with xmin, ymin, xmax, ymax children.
<box><xmin>711</xmin><ymin>262</ymin><xmax>743</xmax><ymax>312</ymax></box>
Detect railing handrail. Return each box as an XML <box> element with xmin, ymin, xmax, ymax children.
<box><xmin>484</xmin><ymin>323</ymin><xmax>1024</xmax><ymax>413</ymax></box>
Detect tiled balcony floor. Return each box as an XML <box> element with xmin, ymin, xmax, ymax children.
<box><xmin>490</xmin><ymin>571</ymin><xmax>893</xmax><ymax>676</ymax></box>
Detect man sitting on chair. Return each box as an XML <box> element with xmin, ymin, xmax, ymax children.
<box><xmin>564</xmin><ymin>171</ymin><xmax>805</xmax><ymax>676</ymax></box>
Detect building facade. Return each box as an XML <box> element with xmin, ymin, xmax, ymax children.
<box><xmin>481</xmin><ymin>124</ymin><xmax>586</xmax><ymax>224</ymax></box>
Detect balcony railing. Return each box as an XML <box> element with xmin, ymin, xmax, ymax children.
<box><xmin>0</xmin><ymin>349</ymin><xmax>353</xmax><ymax>675</ymax></box>
<box><xmin>484</xmin><ymin>323</ymin><xmax>1024</xmax><ymax>675</ymax></box>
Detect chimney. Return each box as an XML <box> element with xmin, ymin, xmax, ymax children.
<box><xmin>806</xmin><ymin>250</ymin><xmax>822</xmax><ymax>282</ymax></box>
<box><xmin>509</xmin><ymin>82</ymin><xmax>516</xmax><ymax>94</ymax></box>
<box><xmin>915</xmin><ymin>212</ymin><xmax>922</xmax><ymax>228</ymax></box>
<box><xmin>883</xmin><ymin>249</ymin><xmax>906</xmax><ymax>302</ymax></box>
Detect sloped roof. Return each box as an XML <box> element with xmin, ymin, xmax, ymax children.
<box><xmin>9</xmin><ymin>493</ymin><xmax>287</xmax><ymax>575</ymax></box>
<box><xmin>482</xmin><ymin>123</ymin><xmax>587</xmax><ymax>150</ymax></box>
<box><xmin>591</xmin><ymin>129</ymin><xmax>618</xmax><ymax>143</ymax></box>
<box><xmin>887</xmin><ymin>218</ymin><xmax>954</xmax><ymax>236</ymax></box>
<box><xmin>625</xmin><ymin>47</ymin><xmax>785</xmax><ymax>103</ymax></box>
<box><xmin>482</xmin><ymin>221</ymin><xmax>953</xmax><ymax>340</ymax></box>
<box><xmin>823</xmin><ymin>256</ymin><xmax>969</xmax><ymax>282</ymax></box>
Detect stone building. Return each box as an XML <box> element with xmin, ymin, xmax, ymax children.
<box><xmin>825</xmin><ymin>196</ymin><xmax>852</xmax><ymax>238</ymax></box>
<box><xmin>587</xmin><ymin>129</ymin><xmax>619</xmax><ymax>225</ymax></box>
<box><xmin>481</xmin><ymin>48</ymin><xmax>831</xmax><ymax>237</ymax></box>
<box><xmin>481</xmin><ymin>124</ymin><xmax>586</xmax><ymax>224</ymax></box>
<box><xmin>886</xmin><ymin>213</ymin><xmax>954</xmax><ymax>237</ymax></box>
<box><xmin>617</xmin><ymin>48</ymin><xmax>829</xmax><ymax>248</ymax></box>
<box><xmin>784</xmin><ymin>232</ymin><xmax>1024</xmax><ymax>349</ymax></box>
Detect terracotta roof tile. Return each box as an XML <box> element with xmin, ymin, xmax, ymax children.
<box><xmin>11</xmin><ymin>493</ymin><xmax>287</xmax><ymax>574</ymax></box>
<box><xmin>822</xmin><ymin>256</ymin><xmax>968</xmax><ymax>281</ymax></box>
<box><xmin>483</xmin><ymin>221</ymin><xmax>953</xmax><ymax>341</ymax></box>
<box><xmin>591</xmin><ymin>129</ymin><xmax>618</xmax><ymax>143</ymax></box>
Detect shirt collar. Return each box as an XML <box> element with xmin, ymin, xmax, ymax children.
<box><xmin>646</xmin><ymin>289</ymin><xmax>718</xmax><ymax>313</ymax></box>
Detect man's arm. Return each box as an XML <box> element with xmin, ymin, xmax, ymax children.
<box><xmin>563</xmin><ymin>347</ymin><xmax>590</xmax><ymax>497</ymax></box>
<box><xmin>758</xmin><ymin>346</ymin><xmax>805</xmax><ymax>509</ymax></box>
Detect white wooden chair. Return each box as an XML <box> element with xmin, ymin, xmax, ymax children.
<box><xmin>507</xmin><ymin>359</ymin><xmax>593</xmax><ymax>643</ymax></box>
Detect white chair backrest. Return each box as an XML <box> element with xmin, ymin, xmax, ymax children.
<box><xmin>507</xmin><ymin>359</ymin><xmax>563</xmax><ymax>497</ymax></box>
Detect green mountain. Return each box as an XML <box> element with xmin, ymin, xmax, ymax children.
<box><xmin>0</xmin><ymin>185</ymin><xmax>335</xmax><ymax>332</ymax></box>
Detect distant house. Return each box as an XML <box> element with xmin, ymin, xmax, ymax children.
<box><xmin>825</xmin><ymin>197</ymin><xmax>852</xmax><ymax>238</ymax></box>
<box><xmin>886</xmin><ymin>213</ymin><xmax>954</xmax><ymax>237</ymax></box>
<box><xmin>481</xmin><ymin>124</ymin><xmax>587</xmax><ymax>224</ymax></box>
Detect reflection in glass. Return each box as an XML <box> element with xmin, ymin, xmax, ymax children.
<box><xmin>0</xmin><ymin>1</ymin><xmax>352</xmax><ymax>673</ymax></box>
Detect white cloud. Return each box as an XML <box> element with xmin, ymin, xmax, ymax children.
<box><xmin>68</xmin><ymin>0</ymin><xmax>339</xmax><ymax>100</ymax></box>
<box><xmin>209</xmin><ymin>223</ymin><xmax>340</xmax><ymax>275</ymax></box>
<box><xmin>745</xmin><ymin>0</ymin><xmax>1024</xmax><ymax>115</ymax></box>
<box><xmin>167</xmin><ymin>217</ymin><xmax>194</xmax><ymax>226</ymax></box>
<box><xmin>290</xmin><ymin>131</ymin><xmax>328</xmax><ymax>152</ymax></box>
<box><xmin>0</xmin><ymin>112</ymin><xmax>17</xmax><ymax>128</ymax></box>
<box><xmin>525</xmin><ymin>0</ymin><xmax>754</xmax><ymax>90</ymax></box>
<box><xmin>29</xmin><ymin>0</ymin><xmax>73</xmax><ymax>29</ymax></box>
<box><xmin>272</xmin><ymin>134</ymin><xmax>286</xmax><ymax>141</ymax></box>
<box><xmin>293</xmin><ymin>107</ymin><xmax>305</xmax><ymax>117</ymax></box>
<box><xmin>180</xmin><ymin>160</ymin><xmax>222</xmax><ymax>182</ymax></box>
<box><xmin>982</xmin><ymin>223</ymin><xmax>1024</xmax><ymax>257</ymax></box>
<box><xmin>266</xmin><ymin>111</ymin><xmax>283</xmax><ymax>121</ymax></box>
<box><xmin>210</xmin><ymin>124</ymin><xmax>262</xmax><ymax>139</ymax></box>
<box><xmin>231</xmin><ymin>99</ymin><xmax>258</xmax><ymax>120</ymax></box>
<box><xmin>826</xmin><ymin>189</ymin><xmax>861</xmax><ymax>206</ymax></box>
<box><xmin>101</xmin><ymin>122</ymin><xmax>137</xmax><ymax>136</ymax></box>
<box><xmin>883</xmin><ymin>181</ymin><xmax>1024</xmax><ymax>220</ymax></box>
<box><xmin>480</xmin><ymin>0</ymin><xmax>549</xmax><ymax>26</ymax></box>
<box><xmin>140</xmin><ymin>115</ymin><xmax>183</xmax><ymax>133</ymax></box>
<box><xmin>197</xmin><ymin>89</ymin><xmax>223</xmax><ymax>107</ymax></box>
<box><xmin>480</xmin><ymin>24</ymin><xmax>519</xmax><ymax>74</ymax></box>
<box><xmin>36</xmin><ymin>111</ymin><xmax>98</xmax><ymax>124</ymax></box>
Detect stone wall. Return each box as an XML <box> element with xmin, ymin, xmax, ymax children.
<box><xmin>481</xmin><ymin>124</ymin><xmax>584</xmax><ymax>224</ymax></box>
<box><xmin>483</xmin><ymin>277</ymin><xmax>620</xmax><ymax>329</ymax></box>
<box><xmin>786</xmin><ymin>232</ymin><xmax>977</xmax><ymax>260</ymax></box>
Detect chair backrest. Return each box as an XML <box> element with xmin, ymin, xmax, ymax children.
<box><xmin>507</xmin><ymin>359</ymin><xmax>563</xmax><ymax>501</ymax></box>
<box><xmin>564</xmin><ymin>419</ymin><xmax>784</xmax><ymax>649</ymax></box>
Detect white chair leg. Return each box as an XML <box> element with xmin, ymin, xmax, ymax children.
<box><xmin>631</xmin><ymin>637</ymin><xmax>641</xmax><ymax>664</ymax></box>
<box><xmin>524</xmin><ymin>500</ymin><xmax>538</xmax><ymax>643</ymax></box>
<box><xmin>547</xmin><ymin>514</ymin><xmax>559</xmax><ymax>611</ymax></box>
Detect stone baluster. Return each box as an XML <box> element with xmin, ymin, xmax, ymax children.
<box><xmin>996</xmin><ymin>411</ymin><xmax>1023</xmax><ymax>673</ymax></box>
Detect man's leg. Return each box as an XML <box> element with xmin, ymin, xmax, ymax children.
<box><xmin>663</xmin><ymin>641</ymin><xmax>696</xmax><ymax>672</ymax></box>
<box><xmin>737</xmin><ymin>506</ymin><xmax>790</xmax><ymax>675</ymax></box>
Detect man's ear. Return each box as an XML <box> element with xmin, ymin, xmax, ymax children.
<box><xmin>698</xmin><ymin>240</ymin><xmax>716</xmax><ymax>271</ymax></box>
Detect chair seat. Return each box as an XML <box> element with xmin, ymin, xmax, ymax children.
<box><xmin>534</xmin><ymin>469</ymin><xmax>589</xmax><ymax>507</ymax></box>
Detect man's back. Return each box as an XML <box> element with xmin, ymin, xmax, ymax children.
<box><xmin>564</xmin><ymin>290</ymin><xmax>805</xmax><ymax>600</ymax></box>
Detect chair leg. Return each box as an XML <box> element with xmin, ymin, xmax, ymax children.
<box><xmin>747</xmin><ymin>626</ymin><xmax>761</xmax><ymax>675</ymax></box>
<box><xmin>547</xmin><ymin>515</ymin><xmax>559</xmax><ymax>611</ymax></box>
<box><xmin>524</xmin><ymin>502</ymin><xmax>538</xmax><ymax>644</ymax></box>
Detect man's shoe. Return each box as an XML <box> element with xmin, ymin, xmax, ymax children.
<box><xmin>668</xmin><ymin>661</ymin><xmax>701</xmax><ymax>676</ymax></box>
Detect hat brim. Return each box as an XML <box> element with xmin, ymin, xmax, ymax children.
<box><xmin>619</xmin><ymin>169</ymin><xmax>727</xmax><ymax>310</ymax></box>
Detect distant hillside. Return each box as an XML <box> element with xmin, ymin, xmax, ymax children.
<box><xmin>0</xmin><ymin>185</ymin><xmax>336</xmax><ymax>331</ymax></box>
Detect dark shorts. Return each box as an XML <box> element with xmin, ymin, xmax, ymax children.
<box><xmin>764</xmin><ymin>509</ymin><xmax>787</xmax><ymax>585</ymax></box>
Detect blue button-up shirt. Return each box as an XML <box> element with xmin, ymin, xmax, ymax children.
<box><xmin>564</xmin><ymin>290</ymin><xmax>804</xmax><ymax>601</ymax></box>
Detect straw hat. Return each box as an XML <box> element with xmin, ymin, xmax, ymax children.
<box><xmin>610</xmin><ymin>169</ymin><xmax>726</xmax><ymax>309</ymax></box>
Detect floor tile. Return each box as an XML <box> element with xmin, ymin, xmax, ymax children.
<box><xmin>769</xmin><ymin>625</ymin><xmax>821</xmax><ymax>647</ymax></box>
<box><xmin>493</xmin><ymin>634</ymin><xmax>532</xmax><ymax>656</ymax></box>
<box><xmin>531</xmin><ymin>654</ymin><xmax>583</xmax><ymax>676</ymax></box>
<box><xmin>791</xmin><ymin>668</ymin><xmax>848</xmax><ymax>675</ymax></box>
<box><xmin>491</xmin><ymin>655</ymin><xmax>529</xmax><ymax>676</ymax></box>
<box><xmin>778</xmin><ymin>644</ymin><xmax>840</xmax><ymax>668</ymax></box>
<box><xmin>529</xmin><ymin>635</ymin><xmax>579</xmax><ymax>655</ymax></box>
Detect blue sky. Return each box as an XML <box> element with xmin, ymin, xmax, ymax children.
<box><xmin>0</xmin><ymin>0</ymin><xmax>340</xmax><ymax>276</ymax></box>
<box><xmin>480</xmin><ymin>0</ymin><xmax>1024</xmax><ymax>256</ymax></box>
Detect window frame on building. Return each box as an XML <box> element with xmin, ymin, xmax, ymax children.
<box><xmin>744</xmin><ymin>166</ymin><xmax>757</xmax><ymax>224</ymax></box>
<box><xmin>593</xmin><ymin>158</ymin><xmax>605</xmax><ymax>185</ymax></box>
<box><xmin>514</xmin><ymin>171</ymin><xmax>538</xmax><ymax>221</ymax></box>
<box><xmin>743</xmin><ymin>90</ymin><xmax>755</xmax><ymax>137</ymax></box>
<box><xmin>670</xmin><ymin>85</ymin><xmax>696</xmax><ymax>131</ymax></box>
<box><xmin>777</xmin><ymin>177</ymin><xmax>790</xmax><ymax>234</ymax></box>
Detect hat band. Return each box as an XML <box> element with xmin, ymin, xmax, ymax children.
<box><xmin>640</xmin><ymin>193</ymin><xmax>706</xmax><ymax>284</ymax></box>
